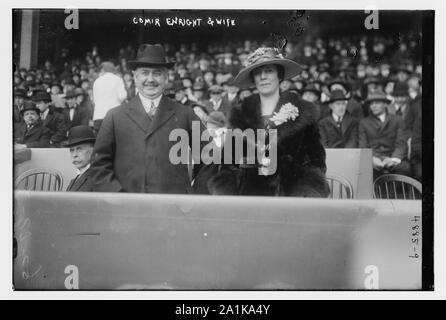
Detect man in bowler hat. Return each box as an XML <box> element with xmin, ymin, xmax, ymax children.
<box><xmin>318</xmin><ymin>90</ymin><xmax>358</xmax><ymax>148</ymax></box>
<box><xmin>14</xmin><ymin>101</ymin><xmax>51</xmax><ymax>148</ymax></box>
<box><xmin>33</xmin><ymin>91</ymin><xmax>69</xmax><ymax>147</ymax></box>
<box><xmin>90</xmin><ymin>44</ymin><xmax>206</xmax><ymax>193</ymax></box>
<box><xmin>66</xmin><ymin>125</ymin><xmax>96</xmax><ymax>192</ymax></box>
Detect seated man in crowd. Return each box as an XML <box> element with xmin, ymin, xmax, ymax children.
<box><xmin>33</xmin><ymin>91</ymin><xmax>69</xmax><ymax>147</ymax></box>
<box><xmin>14</xmin><ymin>101</ymin><xmax>51</xmax><ymax>148</ymax></box>
<box><xmin>63</xmin><ymin>89</ymin><xmax>91</xmax><ymax>129</ymax></box>
<box><xmin>318</xmin><ymin>90</ymin><xmax>358</xmax><ymax>148</ymax></box>
<box><xmin>327</xmin><ymin>78</ymin><xmax>364</xmax><ymax>119</ymax></box>
<box><xmin>13</xmin><ymin>88</ymin><xmax>28</xmax><ymax>125</ymax></box>
<box><xmin>66</xmin><ymin>125</ymin><xmax>96</xmax><ymax>192</ymax></box>
<box><xmin>359</xmin><ymin>91</ymin><xmax>411</xmax><ymax>179</ymax></box>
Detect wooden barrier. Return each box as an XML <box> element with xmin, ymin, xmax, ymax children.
<box><xmin>13</xmin><ymin>191</ymin><xmax>421</xmax><ymax>290</ymax></box>
<box><xmin>14</xmin><ymin>148</ymin><xmax>373</xmax><ymax>197</ymax></box>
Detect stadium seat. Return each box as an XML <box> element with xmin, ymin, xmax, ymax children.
<box><xmin>373</xmin><ymin>174</ymin><xmax>422</xmax><ymax>200</ymax></box>
<box><xmin>326</xmin><ymin>173</ymin><xmax>354</xmax><ymax>199</ymax></box>
<box><xmin>15</xmin><ymin>168</ymin><xmax>64</xmax><ymax>191</ymax></box>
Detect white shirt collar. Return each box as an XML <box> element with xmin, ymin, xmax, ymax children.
<box><xmin>76</xmin><ymin>163</ymin><xmax>90</xmax><ymax>176</ymax></box>
<box><xmin>378</xmin><ymin>113</ymin><xmax>386</xmax><ymax>122</ymax></box>
<box><xmin>332</xmin><ymin>113</ymin><xmax>343</xmax><ymax>123</ymax></box>
<box><xmin>139</xmin><ymin>93</ymin><xmax>162</xmax><ymax>110</ymax></box>
<box><xmin>41</xmin><ymin>108</ymin><xmax>49</xmax><ymax>117</ymax></box>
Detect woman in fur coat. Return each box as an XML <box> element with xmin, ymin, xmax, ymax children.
<box><xmin>192</xmin><ymin>47</ymin><xmax>330</xmax><ymax>197</ymax></box>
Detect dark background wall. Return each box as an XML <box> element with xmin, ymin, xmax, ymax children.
<box><xmin>13</xmin><ymin>9</ymin><xmax>423</xmax><ymax>66</ymax></box>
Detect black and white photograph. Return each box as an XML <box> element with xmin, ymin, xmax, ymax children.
<box><xmin>6</xmin><ymin>3</ymin><xmax>438</xmax><ymax>298</ymax></box>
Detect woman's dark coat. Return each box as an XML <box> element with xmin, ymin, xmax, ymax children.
<box><xmin>192</xmin><ymin>92</ymin><xmax>330</xmax><ymax>197</ymax></box>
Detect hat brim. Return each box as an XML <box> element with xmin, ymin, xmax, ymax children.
<box><xmin>20</xmin><ymin>108</ymin><xmax>40</xmax><ymax>115</ymax></box>
<box><xmin>66</xmin><ymin>138</ymin><xmax>96</xmax><ymax>147</ymax></box>
<box><xmin>128</xmin><ymin>61</ymin><xmax>175</xmax><ymax>70</ymax></box>
<box><xmin>234</xmin><ymin>58</ymin><xmax>303</xmax><ymax>89</ymax></box>
<box><xmin>327</xmin><ymin>97</ymin><xmax>349</xmax><ymax>104</ymax></box>
<box><xmin>329</xmin><ymin>81</ymin><xmax>351</xmax><ymax>91</ymax></box>
<box><xmin>365</xmin><ymin>98</ymin><xmax>391</xmax><ymax>105</ymax></box>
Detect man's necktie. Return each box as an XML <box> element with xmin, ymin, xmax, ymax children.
<box><xmin>147</xmin><ymin>101</ymin><xmax>156</xmax><ymax>119</ymax></box>
<box><xmin>336</xmin><ymin>118</ymin><xmax>342</xmax><ymax>131</ymax></box>
<box><xmin>40</xmin><ymin>113</ymin><xmax>45</xmax><ymax>121</ymax></box>
<box><xmin>396</xmin><ymin>108</ymin><xmax>403</xmax><ymax>116</ymax></box>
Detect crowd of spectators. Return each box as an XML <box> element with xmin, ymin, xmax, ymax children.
<box><xmin>13</xmin><ymin>33</ymin><xmax>423</xmax><ymax>182</ymax></box>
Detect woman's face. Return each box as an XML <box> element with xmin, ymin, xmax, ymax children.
<box><xmin>252</xmin><ymin>65</ymin><xmax>280</xmax><ymax>97</ymax></box>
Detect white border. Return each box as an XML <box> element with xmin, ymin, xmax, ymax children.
<box><xmin>1</xmin><ymin>0</ymin><xmax>444</xmax><ymax>300</ymax></box>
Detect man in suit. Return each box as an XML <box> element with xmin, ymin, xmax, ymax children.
<box><xmin>14</xmin><ymin>88</ymin><xmax>28</xmax><ymax>125</ymax></box>
<box><xmin>66</xmin><ymin>125</ymin><xmax>96</xmax><ymax>192</ymax></box>
<box><xmin>90</xmin><ymin>43</ymin><xmax>206</xmax><ymax>193</ymax></box>
<box><xmin>318</xmin><ymin>90</ymin><xmax>358</xmax><ymax>148</ymax></box>
<box><xmin>387</xmin><ymin>81</ymin><xmax>420</xmax><ymax>138</ymax></box>
<box><xmin>328</xmin><ymin>78</ymin><xmax>364</xmax><ymax>119</ymax></box>
<box><xmin>359</xmin><ymin>91</ymin><xmax>411</xmax><ymax>179</ymax></box>
<box><xmin>204</xmin><ymin>85</ymin><xmax>233</xmax><ymax>117</ymax></box>
<box><xmin>32</xmin><ymin>91</ymin><xmax>69</xmax><ymax>147</ymax></box>
<box><xmin>14</xmin><ymin>101</ymin><xmax>51</xmax><ymax>148</ymax></box>
<box><xmin>63</xmin><ymin>89</ymin><xmax>91</xmax><ymax>129</ymax></box>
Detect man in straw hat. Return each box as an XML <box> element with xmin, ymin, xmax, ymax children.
<box><xmin>318</xmin><ymin>90</ymin><xmax>359</xmax><ymax>148</ymax></box>
<box><xmin>90</xmin><ymin>44</ymin><xmax>205</xmax><ymax>193</ymax></box>
<box><xmin>359</xmin><ymin>90</ymin><xmax>411</xmax><ymax>179</ymax></box>
<box><xmin>66</xmin><ymin>125</ymin><xmax>96</xmax><ymax>192</ymax></box>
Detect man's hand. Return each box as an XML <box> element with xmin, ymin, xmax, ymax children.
<box><xmin>373</xmin><ymin>156</ymin><xmax>384</xmax><ymax>170</ymax></box>
<box><xmin>384</xmin><ymin>157</ymin><xmax>401</xmax><ymax>168</ymax></box>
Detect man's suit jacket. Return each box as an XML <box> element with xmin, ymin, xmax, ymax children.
<box><xmin>13</xmin><ymin>104</ymin><xmax>23</xmax><ymax>125</ymax></box>
<box><xmin>90</xmin><ymin>95</ymin><xmax>206</xmax><ymax>193</ymax></box>
<box><xmin>63</xmin><ymin>105</ymin><xmax>91</xmax><ymax>129</ymax></box>
<box><xmin>14</xmin><ymin>122</ymin><xmax>51</xmax><ymax>148</ymax></box>
<box><xmin>204</xmin><ymin>97</ymin><xmax>233</xmax><ymax>117</ymax></box>
<box><xmin>66</xmin><ymin>169</ymin><xmax>94</xmax><ymax>191</ymax></box>
<box><xmin>41</xmin><ymin>107</ymin><xmax>69</xmax><ymax>144</ymax></box>
<box><xmin>358</xmin><ymin>113</ymin><xmax>407</xmax><ymax>160</ymax></box>
<box><xmin>318</xmin><ymin>113</ymin><xmax>358</xmax><ymax>148</ymax></box>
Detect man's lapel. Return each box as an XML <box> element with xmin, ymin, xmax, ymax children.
<box><xmin>379</xmin><ymin>114</ymin><xmax>391</xmax><ymax>133</ymax></box>
<box><xmin>68</xmin><ymin>171</ymin><xmax>89</xmax><ymax>191</ymax></box>
<box><xmin>125</xmin><ymin>96</ymin><xmax>152</xmax><ymax>133</ymax></box>
<box><xmin>341</xmin><ymin>115</ymin><xmax>352</xmax><ymax>136</ymax></box>
<box><xmin>146</xmin><ymin>96</ymin><xmax>176</xmax><ymax>139</ymax></box>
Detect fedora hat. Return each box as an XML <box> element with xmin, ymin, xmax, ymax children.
<box><xmin>392</xmin><ymin>82</ymin><xmax>409</xmax><ymax>97</ymax></box>
<box><xmin>32</xmin><ymin>91</ymin><xmax>51</xmax><ymax>103</ymax></box>
<box><xmin>234</xmin><ymin>47</ymin><xmax>303</xmax><ymax>89</ymax></box>
<box><xmin>20</xmin><ymin>101</ymin><xmax>40</xmax><ymax>115</ymax></box>
<box><xmin>208</xmin><ymin>85</ymin><xmax>224</xmax><ymax>94</ymax></box>
<box><xmin>301</xmin><ymin>83</ymin><xmax>321</xmax><ymax>97</ymax></box>
<box><xmin>365</xmin><ymin>90</ymin><xmax>391</xmax><ymax>106</ymax></box>
<box><xmin>172</xmin><ymin>80</ymin><xmax>186</xmax><ymax>92</ymax></box>
<box><xmin>128</xmin><ymin>44</ymin><xmax>174</xmax><ymax>70</ymax></box>
<box><xmin>74</xmin><ymin>88</ymin><xmax>86</xmax><ymax>96</ymax></box>
<box><xmin>64</xmin><ymin>90</ymin><xmax>77</xmax><ymax>99</ymax></box>
<box><xmin>14</xmin><ymin>88</ymin><xmax>28</xmax><ymax>98</ymax></box>
<box><xmin>327</xmin><ymin>90</ymin><xmax>349</xmax><ymax>104</ymax></box>
<box><xmin>66</xmin><ymin>125</ymin><xmax>96</xmax><ymax>147</ymax></box>
<box><xmin>328</xmin><ymin>78</ymin><xmax>351</xmax><ymax>92</ymax></box>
